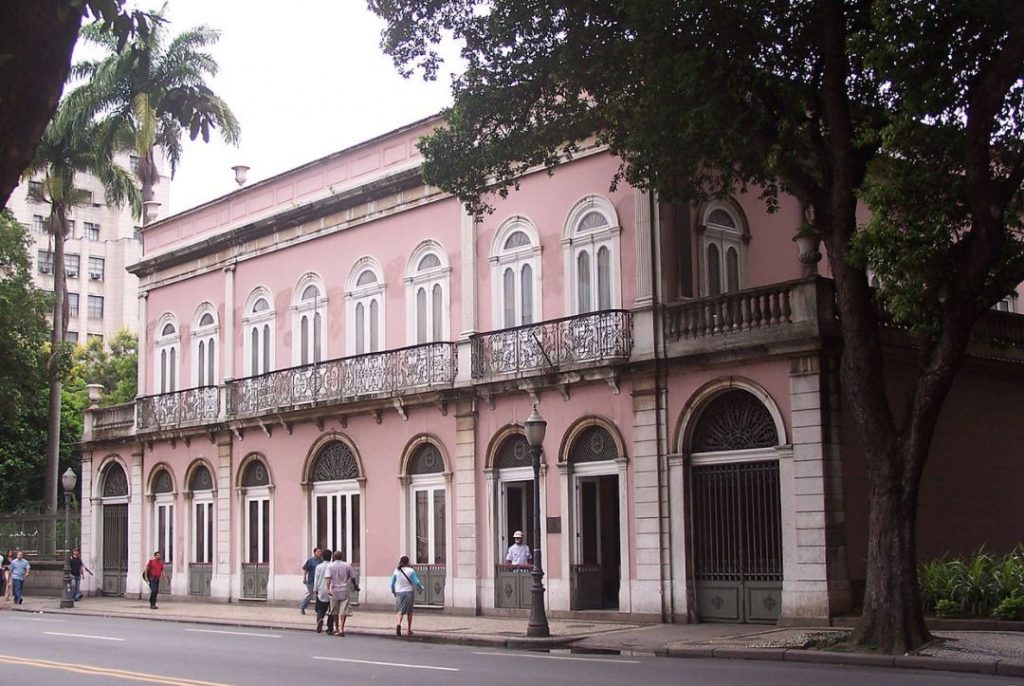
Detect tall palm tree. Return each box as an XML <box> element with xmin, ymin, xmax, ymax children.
<box><xmin>72</xmin><ymin>9</ymin><xmax>240</xmax><ymax>219</ymax></box>
<box><xmin>23</xmin><ymin>102</ymin><xmax>141</xmax><ymax>513</ymax></box>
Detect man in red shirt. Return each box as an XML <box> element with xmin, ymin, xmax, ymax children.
<box><xmin>144</xmin><ymin>551</ymin><xmax>165</xmax><ymax>609</ymax></box>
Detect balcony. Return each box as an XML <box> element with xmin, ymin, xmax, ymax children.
<box><xmin>470</xmin><ymin>310</ymin><xmax>633</xmax><ymax>380</ymax></box>
<box><xmin>137</xmin><ymin>386</ymin><xmax>220</xmax><ymax>430</ymax></box>
<box><xmin>91</xmin><ymin>402</ymin><xmax>135</xmax><ymax>433</ymax></box>
<box><xmin>226</xmin><ymin>341</ymin><xmax>457</xmax><ymax>418</ymax></box>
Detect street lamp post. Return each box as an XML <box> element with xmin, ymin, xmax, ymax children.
<box><xmin>524</xmin><ymin>406</ymin><xmax>550</xmax><ymax>637</ymax></box>
<box><xmin>60</xmin><ymin>468</ymin><xmax>77</xmax><ymax>608</ymax></box>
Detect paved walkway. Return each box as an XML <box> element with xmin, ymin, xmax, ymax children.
<box><xmin>5</xmin><ymin>595</ymin><xmax>1024</xmax><ymax>677</ymax></box>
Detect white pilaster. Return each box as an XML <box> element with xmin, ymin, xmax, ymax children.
<box><xmin>212</xmin><ymin>432</ymin><xmax>233</xmax><ymax>598</ymax></box>
<box><xmin>223</xmin><ymin>264</ymin><xmax>235</xmax><ymax>381</ymax></box>
<box><xmin>459</xmin><ymin>208</ymin><xmax>477</xmax><ymax>336</ymax></box>
<box><xmin>127</xmin><ymin>447</ymin><xmax>145</xmax><ymax>596</ymax></box>
<box><xmin>453</xmin><ymin>402</ymin><xmax>478</xmax><ymax>609</ymax></box>
<box><xmin>136</xmin><ymin>291</ymin><xmax>148</xmax><ymax>396</ymax></box>
<box><xmin>634</xmin><ymin>189</ymin><xmax>654</xmax><ymax>305</ymax></box>
<box><xmin>630</xmin><ymin>378</ymin><xmax>666</xmax><ymax>616</ymax></box>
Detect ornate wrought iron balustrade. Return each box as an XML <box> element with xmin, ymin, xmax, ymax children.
<box><xmin>665</xmin><ymin>284</ymin><xmax>795</xmax><ymax>340</ymax></box>
<box><xmin>137</xmin><ymin>386</ymin><xmax>220</xmax><ymax>429</ymax></box>
<box><xmin>92</xmin><ymin>402</ymin><xmax>136</xmax><ymax>431</ymax></box>
<box><xmin>227</xmin><ymin>342</ymin><xmax>457</xmax><ymax>418</ymax></box>
<box><xmin>470</xmin><ymin>310</ymin><xmax>632</xmax><ymax>378</ymax></box>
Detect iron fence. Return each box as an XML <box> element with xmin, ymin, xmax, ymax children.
<box><xmin>0</xmin><ymin>510</ymin><xmax>80</xmax><ymax>560</ymax></box>
<box><xmin>137</xmin><ymin>386</ymin><xmax>220</xmax><ymax>429</ymax></box>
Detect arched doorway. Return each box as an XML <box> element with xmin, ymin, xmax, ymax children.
<box><xmin>307</xmin><ymin>439</ymin><xmax>363</xmax><ymax>601</ymax></box>
<box><xmin>403</xmin><ymin>440</ymin><xmax>449</xmax><ymax>606</ymax></box>
<box><xmin>239</xmin><ymin>458</ymin><xmax>271</xmax><ymax>600</ymax></box>
<box><xmin>149</xmin><ymin>467</ymin><xmax>175</xmax><ymax>596</ymax></box>
<box><xmin>187</xmin><ymin>464</ymin><xmax>214</xmax><ymax>596</ymax></box>
<box><xmin>688</xmin><ymin>389</ymin><xmax>783</xmax><ymax>622</ymax></box>
<box><xmin>565</xmin><ymin>423</ymin><xmax>624</xmax><ymax>611</ymax></box>
<box><xmin>99</xmin><ymin>461</ymin><xmax>129</xmax><ymax>596</ymax></box>
<box><xmin>491</xmin><ymin>431</ymin><xmax>536</xmax><ymax>609</ymax></box>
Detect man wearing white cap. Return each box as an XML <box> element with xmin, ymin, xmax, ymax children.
<box><xmin>505</xmin><ymin>530</ymin><xmax>531</xmax><ymax>566</ymax></box>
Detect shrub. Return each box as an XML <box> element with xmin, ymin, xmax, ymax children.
<box><xmin>935</xmin><ymin>599</ymin><xmax>961</xmax><ymax>618</ymax></box>
<box><xmin>918</xmin><ymin>546</ymin><xmax>1024</xmax><ymax>618</ymax></box>
<box><xmin>992</xmin><ymin>597</ymin><xmax>1024</xmax><ymax>621</ymax></box>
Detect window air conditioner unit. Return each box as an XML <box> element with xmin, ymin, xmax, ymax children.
<box><xmin>89</xmin><ymin>272</ymin><xmax>102</xmax><ymax>280</ymax></box>
<box><xmin>39</xmin><ymin>265</ymin><xmax>51</xmax><ymax>274</ymax></box>
<box><xmin>66</xmin><ymin>270</ymin><xmax>78</xmax><ymax>277</ymax></box>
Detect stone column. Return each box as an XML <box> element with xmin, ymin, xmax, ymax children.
<box><xmin>79</xmin><ymin>453</ymin><xmax>95</xmax><ymax>595</ymax></box>
<box><xmin>136</xmin><ymin>291</ymin><xmax>148</xmax><ymax>396</ymax></box>
<box><xmin>781</xmin><ymin>355</ymin><xmax>851</xmax><ymax>622</ymax></box>
<box><xmin>127</xmin><ymin>446</ymin><xmax>145</xmax><ymax>596</ymax></box>
<box><xmin>634</xmin><ymin>189</ymin><xmax>654</xmax><ymax>306</ymax></box>
<box><xmin>223</xmin><ymin>264</ymin><xmax>236</xmax><ymax>382</ymax></box>
<box><xmin>452</xmin><ymin>400</ymin><xmax>479</xmax><ymax>610</ymax></box>
<box><xmin>212</xmin><ymin>431</ymin><xmax>233</xmax><ymax>599</ymax></box>
<box><xmin>631</xmin><ymin>377</ymin><xmax>668</xmax><ymax>618</ymax></box>
<box><xmin>459</xmin><ymin>208</ymin><xmax>477</xmax><ymax>337</ymax></box>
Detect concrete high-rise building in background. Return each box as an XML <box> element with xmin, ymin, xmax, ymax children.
<box><xmin>5</xmin><ymin>154</ymin><xmax>170</xmax><ymax>343</ymax></box>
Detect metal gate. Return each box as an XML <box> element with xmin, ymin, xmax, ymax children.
<box><xmin>691</xmin><ymin>460</ymin><xmax>782</xmax><ymax>623</ymax></box>
<box><xmin>101</xmin><ymin>504</ymin><xmax>128</xmax><ymax>596</ymax></box>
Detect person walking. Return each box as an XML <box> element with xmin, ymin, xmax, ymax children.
<box><xmin>324</xmin><ymin>550</ymin><xmax>359</xmax><ymax>637</ymax></box>
<box><xmin>68</xmin><ymin>548</ymin><xmax>93</xmax><ymax>601</ymax></box>
<box><xmin>2</xmin><ymin>550</ymin><xmax>12</xmax><ymax>601</ymax></box>
<box><xmin>313</xmin><ymin>548</ymin><xmax>332</xmax><ymax>634</ymax></box>
<box><xmin>505</xmin><ymin>530</ymin><xmax>531</xmax><ymax>566</ymax></box>
<box><xmin>390</xmin><ymin>555</ymin><xmax>424</xmax><ymax>637</ymax></box>
<box><xmin>299</xmin><ymin>546</ymin><xmax>321</xmax><ymax>615</ymax></box>
<box><xmin>10</xmin><ymin>551</ymin><xmax>30</xmax><ymax>604</ymax></box>
<box><xmin>0</xmin><ymin>550</ymin><xmax>6</xmax><ymax>599</ymax></box>
<box><xmin>143</xmin><ymin>551</ymin><xmax>164</xmax><ymax>609</ymax></box>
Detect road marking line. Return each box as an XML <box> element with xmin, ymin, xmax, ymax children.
<box><xmin>472</xmin><ymin>650</ymin><xmax>640</xmax><ymax>664</ymax></box>
<box><xmin>186</xmin><ymin>628</ymin><xmax>281</xmax><ymax>638</ymax></box>
<box><xmin>0</xmin><ymin>653</ymin><xmax>230</xmax><ymax>685</ymax></box>
<box><xmin>44</xmin><ymin>631</ymin><xmax>125</xmax><ymax>641</ymax></box>
<box><xmin>314</xmin><ymin>655</ymin><xmax>460</xmax><ymax>671</ymax></box>
<box><xmin>5</xmin><ymin>616</ymin><xmax>67</xmax><ymax>622</ymax></box>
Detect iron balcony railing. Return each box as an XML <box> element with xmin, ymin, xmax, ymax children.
<box><xmin>227</xmin><ymin>341</ymin><xmax>457</xmax><ymax>418</ymax></box>
<box><xmin>470</xmin><ymin>309</ymin><xmax>632</xmax><ymax>379</ymax></box>
<box><xmin>137</xmin><ymin>386</ymin><xmax>220</xmax><ymax>430</ymax></box>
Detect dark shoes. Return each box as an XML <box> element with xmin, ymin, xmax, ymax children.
<box><xmin>316</xmin><ymin>619</ymin><xmax>323</xmax><ymax>633</ymax></box>
<box><xmin>300</xmin><ymin>607</ymin><xmax>306</xmax><ymax>615</ymax></box>
<box><xmin>396</xmin><ymin>625</ymin><xmax>402</xmax><ymax>636</ymax></box>
<box><xmin>150</xmin><ymin>605</ymin><xmax>158</xmax><ymax>609</ymax></box>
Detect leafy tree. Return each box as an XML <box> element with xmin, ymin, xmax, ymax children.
<box><xmin>23</xmin><ymin>101</ymin><xmax>142</xmax><ymax>515</ymax></box>
<box><xmin>72</xmin><ymin>9</ymin><xmax>241</xmax><ymax>215</ymax></box>
<box><xmin>65</xmin><ymin>329</ymin><xmax>139</xmax><ymax>408</ymax></box>
<box><xmin>0</xmin><ymin>1</ymin><xmax>151</xmax><ymax>211</ymax></box>
<box><xmin>0</xmin><ymin>211</ymin><xmax>52</xmax><ymax>511</ymax></box>
<box><xmin>371</xmin><ymin>0</ymin><xmax>1024</xmax><ymax>652</ymax></box>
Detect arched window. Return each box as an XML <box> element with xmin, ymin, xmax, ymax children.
<box><xmin>309</xmin><ymin>441</ymin><xmax>362</xmax><ymax>565</ymax></box>
<box><xmin>492</xmin><ymin>432</ymin><xmax>536</xmax><ymax>564</ymax></box>
<box><xmin>243</xmin><ymin>289</ymin><xmax>275</xmax><ymax>376</ymax></box>
<box><xmin>701</xmin><ymin>202</ymin><xmax>747</xmax><ymax>297</ymax></box>
<box><xmin>691</xmin><ymin>390</ymin><xmax>779</xmax><ymax>452</ymax></box>
<box><xmin>102</xmin><ymin>461</ymin><xmax>129</xmax><ymax>498</ymax></box>
<box><xmin>154</xmin><ymin>314</ymin><xmax>180</xmax><ymax>394</ymax></box>
<box><xmin>406</xmin><ymin>442</ymin><xmax>447</xmax><ymax>566</ymax></box>
<box><xmin>150</xmin><ymin>468</ymin><xmax>175</xmax><ymax>577</ymax></box>
<box><xmin>491</xmin><ymin>218</ymin><xmax>542</xmax><ymax>328</ymax></box>
<box><xmin>292</xmin><ymin>275</ymin><xmax>327</xmax><ymax>366</ymax></box>
<box><xmin>405</xmin><ymin>242</ymin><xmax>451</xmax><ymax>344</ymax></box>
<box><xmin>191</xmin><ymin>305</ymin><xmax>218</xmax><ymax>387</ymax></box>
<box><xmin>563</xmin><ymin>198</ymin><xmax>621</xmax><ymax>314</ymax></box>
<box><xmin>240</xmin><ymin>458</ymin><xmax>271</xmax><ymax>599</ymax></box>
<box><xmin>189</xmin><ymin>465</ymin><xmax>215</xmax><ymax>584</ymax></box>
<box><xmin>346</xmin><ymin>259</ymin><xmax>384</xmax><ymax>355</ymax></box>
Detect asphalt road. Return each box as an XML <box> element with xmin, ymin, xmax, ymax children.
<box><xmin>0</xmin><ymin>612</ymin><xmax>1019</xmax><ymax>686</ymax></box>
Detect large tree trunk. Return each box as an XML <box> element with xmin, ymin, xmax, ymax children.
<box><xmin>43</xmin><ymin>208</ymin><xmax>68</xmax><ymax>514</ymax></box>
<box><xmin>0</xmin><ymin>3</ymin><xmax>83</xmax><ymax>209</ymax></box>
<box><xmin>853</xmin><ymin>444</ymin><xmax>929</xmax><ymax>653</ymax></box>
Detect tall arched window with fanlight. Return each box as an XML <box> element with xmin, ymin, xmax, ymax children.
<box><xmin>154</xmin><ymin>314</ymin><xmax>180</xmax><ymax>393</ymax></box>
<box><xmin>188</xmin><ymin>463</ymin><xmax>214</xmax><ymax>597</ymax></box>
<box><xmin>308</xmin><ymin>440</ymin><xmax>362</xmax><ymax>566</ymax></box>
<box><xmin>403</xmin><ymin>440</ymin><xmax>449</xmax><ymax>606</ymax></box>
<box><xmin>292</xmin><ymin>274</ymin><xmax>327</xmax><ymax>366</ymax></box>
<box><xmin>191</xmin><ymin>305</ymin><xmax>218</xmax><ymax>387</ymax></box>
<box><xmin>243</xmin><ymin>289</ymin><xmax>275</xmax><ymax>376</ymax></box>
<box><xmin>150</xmin><ymin>467</ymin><xmax>175</xmax><ymax>595</ymax></box>
<box><xmin>490</xmin><ymin>217</ymin><xmax>542</xmax><ymax>328</ymax></box>
<box><xmin>700</xmin><ymin>203</ymin><xmax>747</xmax><ymax>296</ymax></box>
<box><xmin>346</xmin><ymin>258</ymin><xmax>385</xmax><ymax>355</ymax></box>
<box><xmin>562</xmin><ymin>197</ymin><xmax>621</xmax><ymax>314</ymax></box>
<box><xmin>405</xmin><ymin>242</ymin><xmax>451</xmax><ymax>344</ymax></box>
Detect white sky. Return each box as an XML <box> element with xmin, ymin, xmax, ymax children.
<box><xmin>132</xmin><ymin>1</ymin><xmax>458</xmax><ymax>214</ymax></box>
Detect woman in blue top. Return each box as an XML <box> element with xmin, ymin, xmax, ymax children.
<box><xmin>390</xmin><ymin>555</ymin><xmax>424</xmax><ymax>636</ymax></box>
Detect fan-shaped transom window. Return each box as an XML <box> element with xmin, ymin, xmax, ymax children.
<box><xmin>692</xmin><ymin>390</ymin><xmax>778</xmax><ymax>452</ymax></box>
<box><xmin>152</xmin><ymin>469</ymin><xmax>173</xmax><ymax>494</ymax></box>
<box><xmin>568</xmin><ymin>426</ymin><xmax>619</xmax><ymax>464</ymax></box>
<box><xmin>312</xmin><ymin>442</ymin><xmax>360</xmax><ymax>482</ymax></box>
<box><xmin>162</xmin><ymin>323</ymin><xmax>176</xmax><ymax>336</ymax></box>
<box><xmin>356</xmin><ymin>270</ymin><xmax>377</xmax><ymax>287</ymax></box>
<box><xmin>707</xmin><ymin>208</ymin><xmax>738</xmax><ymax>230</ymax></box>
<box><xmin>199</xmin><ymin>313</ymin><xmax>214</xmax><ymax>327</ymax></box>
<box><xmin>252</xmin><ymin>297</ymin><xmax>270</xmax><ymax>314</ymax></box>
<box><xmin>566</xmin><ymin>198</ymin><xmax>620</xmax><ymax>314</ymax></box>
<box><xmin>494</xmin><ymin>434</ymin><xmax>531</xmax><ymax>470</ymax></box>
<box><xmin>241</xmin><ymin>460</ymin><xmax>270</xmax><ymax>488</ymax></box>
<box><xmin>576</xmin><ymin>210</ymin><xmax>609</xmax><ymax>233</ymax></box>
<box><xmin>408</xmin><ymin>443</ymin><xmax>444</xmax><ymax>475</ymax></box>
<box><xmin>408</xmin><ymin>244</ymin><xmax>450</xmax><ymax>344</ymax></box>
<box><xmin>302</xmin><ymin>284</ymin><xmax>320</xmax><ymax>300</ymax></box>
<box><xmin>418</xmin><ymin>253</ymin><xmax>441</xmax><ymax>271</ymax></box>
<box><xmin>504</xmin><ymin>231</ymin><xmax>531</xmax><ymax>250</ymax></box>
<box><xmin>189</xmin><ymin>465</ymin><xmax>213</xmax><ymax>491</ymax></box>
<box><xmin>102</xmin><ymin>462</ymin><xmax>128</xmax><ymax>497</ymax></box>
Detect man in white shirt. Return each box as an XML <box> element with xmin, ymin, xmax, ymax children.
<box><xmin>313</xmin><ymin>548</ymin><xmax>331</xmax><ymax>634</ymax></box>
<box><xmin>505</xmin><ymin>530</ymin><xmax>531</xmax><ymax>566</ymax></box>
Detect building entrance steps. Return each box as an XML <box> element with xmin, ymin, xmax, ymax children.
<box><xmin>6</xmin><ymin>595</ymin><xmax>1024</xmax><ymax>677</ymax></box>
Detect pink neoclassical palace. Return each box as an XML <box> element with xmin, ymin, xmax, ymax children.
<box><xmin>79</xmin><ymin>115</ymin><xmax>1024</xmax><ymax>623</ymax></box>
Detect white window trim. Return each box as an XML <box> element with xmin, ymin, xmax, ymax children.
<box><xmin>490</xmin><ymin>216</ymin><xmax>543</xmax><ymax>329</ymax></box>
<box><xmin>152</xmin><ymin>492</ymin><xmax>175</xmax><ymax>563</ymax></box>
<box><xmin>243</xmin><ymin>487</ymin><xmax>272</xmax><ymax>565</ymax></box>
<box><xmin>346</xmin><ymin>258</ymin><xmax>385</xmax><ymax>355</ymax></box>
<box><xmin>405</xmin><ymin>241</ymin><xmax>452</xmax><ymax>344</ymax></box>
<box><xmin>561</xmin><ymin>196</ymin><xmax>622</xmax><ymax>315</ymax></box>
<box><xmin>190</xmin><ymin>493</ymin><xmax>215</xmax><ymax>566</ymax></box>
<box><xmin>242</xmin><ymin>288</ymin><xmax>276</xmax><ymax>377</ymax></box>
<box><xmin>191</xmin><ymin>304</ymin><xmax>219</xmax><ymax>388</ymax></box>
<box><xmin>154</xmin><ymin>313</ymin><xmax>180</xmax><ymax>394</ymax></box>
<box><xmin>407</xmin><ymin>473</ymin><xmax>448</xmax><ymax>565</ymax></box>
<box><xmin>699</xmin><ymin>201</ymin><xmax>747</xmax><ymax>297</ymax></box>
<box><xmin>291</xmin><ymin>273</ymin><xmax>328</xmax><ymax>366</ymax></box>
<box><xmin>310</xmin><ymin>480</ymin><xmax>363</xmax><ymax>564</ymax></box>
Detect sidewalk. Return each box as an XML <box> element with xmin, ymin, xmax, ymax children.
<box><xmin>5</xmin><ymin>595</ymin><xmax>1024</xmax><ymax>677</ymax></box>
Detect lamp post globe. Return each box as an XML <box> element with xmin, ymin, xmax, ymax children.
<box><xmin>60</xmin><ymin>468</ymin><xmax>77</xmax><ymax>608</ymax></box>
<box><xmin>524</xmin><ymin>405</ymin><xmax>550</xmax><ymax>637</ymax></box>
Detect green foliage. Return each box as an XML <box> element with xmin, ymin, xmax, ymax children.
<box><xmin>918</xmin><ymin>547</ymin><xmax>1024</xmax><ymax>618</ymax></box>
<box><xmin>993</xmin><ymin>597</ymin><xmax>1024</xmax><ymax>621</ymax></box>
<box><xmin>65</xmin><ymin>329</ymin><xmax>138</xmax><ymax>407</ymax></box>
